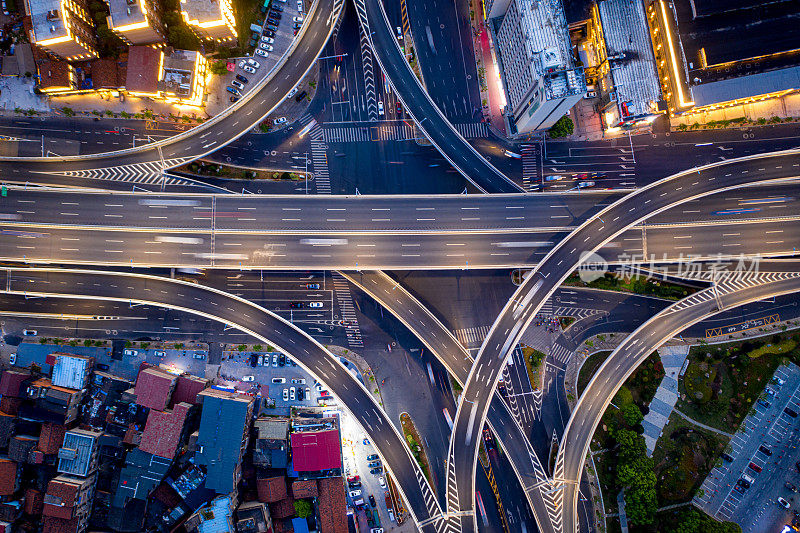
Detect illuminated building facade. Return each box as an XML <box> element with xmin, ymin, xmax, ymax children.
<box><xmin>126</xmin><ymin>45</ymin><xmax>209</xmax><ymax>106</ymax></box>
<box><xmin>23</xmin><ymin>0</ymin><xmax>98</xmax><ymax>61</ymax></box>
<box><xmin>647</xmin><ymin>0</ymin><xmax>800</xmax><ymax>117</ymax></box>
<box><xmin>180</xmin><ymin>0</ymin><xmax>237</xmax><ymax>43</ymax></box>
<box><xmin>488</xmin><ymin>0</ymin><xmax>586</xmax><ymax>134</ymax></box>
<box><xmin>37</xmin><ymin>59</ymin><xmax>76</xmax><ymax>94</ymax></box>
<box><xmin>106</xmin><ymin>0</ymin><xmax>166</xmax><ymax>45</ymax></box>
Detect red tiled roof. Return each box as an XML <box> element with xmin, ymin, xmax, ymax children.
<box><xmin>139</xmin><ymin>402</ymin><xmax>191</xmax><ymax>459</ymax></box>
<box><xmin>0</xmin><ymin>460</ymin><xmax>16</xmax><ymax>496</ymax></box>
<box><xmin>291</xmin><ymin>479</ymin><xmax>318</xmax><ymax>499</ymax></box>
<box><xmin>38</xmin><ymin>60</ymin><xmax>72</xmax><ymax>90</ymax></box>
<box><xmin>0</xmin><ymin>397</ymin><xmax>22</xmax><ymax>415</ymax></box>
<box><xmin>317</xmin><ymin>477</ymin><xmax>347</xmax><ymax>533</ymax></box>
<box><xmin>290</xmin><ymin>430</ymin><xmax>341</xmax><ymax>472</ymax></box>
<box><xmin>42</xmin><ymin>515</ymin><xmax>80</xmax><ymax>533</ymax></box>
<box><xmin>151</xmin><ymin>482</ymin><xmax>181</xmax><ymax>508</ymax></box>
<box><xmin>257</xmin><ymin>476</ymin><xmax>287</xmax><ymax>503</ymax></box>
<box><xmin>125</xmin><ymin>46</ymin><xmax>161</xmax><ymax>94</ymax></box>
<box><xmin>268</xmin><ymin>497</ymin><xmax>295</xmax><ymax>519</ymax></box>
<box><xmin>25</xmin><ymin>488</ymin><xmax>44</xmax><ymax>515</ymax></box>
<box><xmin>134</xmin><ymin>367</ymin><xmax>176</xmax><ymax>411</ymax></box>
<box><xmin>38</xmin><ymin>423</ymin><xmax>67</xmax><ymax>454</ymax></box>
<box><xmin>0</xmin><ymin>370</ymin><xmax>29</xmax><ymax>397</ymax></box>
<box><xmin>170</xmin><ymin>375</ymin><xmax>209</xmax><ymax>407</ymax></box>
<box><xmin>91</xmin><ymin>58</ymin><xmax>124</xmax><ymax>89</ymax></box>
<box><xmin>43</xmin><ymin>478</ymin><xmax>78</xmax><ymax>519</ymax></box>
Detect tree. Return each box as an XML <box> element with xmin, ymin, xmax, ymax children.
<box><xmin>669</xmin><ymin>508</ymin><xmax>741</xmax><ymax>533</ymax></box>
<box><xmin>621</xmin><ymin>403</ymin><xmax>643</xmax><ymax>427</ymax></box>
<box><xmin>209</xmin><ymin>60</ymin><xmax>229</xmax><ymax>75</ymax></box>
<box><xmin>293</xmin><ymin>499</ymin><xmax>313</xmax><ymax>518</ymax></box>
<box><xmin>548</xmin><ymin>115</ymin><xmax>574</xmax><ymax>138</ymax></box>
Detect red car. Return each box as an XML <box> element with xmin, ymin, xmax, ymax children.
<box><xmin>396</xmin><ymin>102</ymin><xmax>403</xmax><ymax>115</ymax></box>
<box><xmin>749</xmin><ymin>462</ymin><xmax>762</xmax><ymax>473</ymax></box>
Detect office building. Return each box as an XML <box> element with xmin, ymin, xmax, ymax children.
<box><xmin>180</xmin><ymin>0</ymin><xmax>237</xmax><ymax>43</ymax></box>
<box><xmin>106</xmin><ymin>0</ymin><xmax>166</xmax><ymax>45</ymax></box>
<box><xmin>23</xmin><ymin>0</ymin><xmax>98</xmax><ymax>60</ymax></box>
<box><xmin>126</xmin><ymin>45</ymin><xmax>209</xmax><ymax>106</ymax></box>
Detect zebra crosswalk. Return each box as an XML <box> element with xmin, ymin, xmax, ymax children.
<box><xmin>332</xmin><ymin>274</ymin><xmax>363</xmax><ymax>348</ymax></box>
<box><xmin>453</xmin><ymin>325</ymin><xmax>489</xmax><ymax>348</ymax></box>
<box><xmin>453</xmin><ymin>122</ymin><xmax>488</xmax><ymax>139</ymax></box>
<box><xmin>322</xmin><ymin>122</ymin><xmax>420</xmax><ymax>143</ymax></box>
<box><xmin>521</xmin><ymin>143</ymin><xmax>542</xmax><ymax>191</ymax></box>
<box><xmin>301</xmin><ymin>115</ymin><xmax>331</xmax><ymax>195</ymax></box>
<box><xmin>549</xmin><ymin>343</ymin><xmax>573</xmax><ymax>364</ymax></box>
<box><xmin>35</xmin><ymin>158</ymin><xmax>194</xmax><ymax>186</ymax></box>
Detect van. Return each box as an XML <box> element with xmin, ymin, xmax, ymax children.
<box><xmin>741</xmin><ymin>473</ymin><xmax>755</xmax><ymax>485</ymax></box>
<box><xmin>295</xmin><ymin>90</ymin><xmax>307</xmax><ymax>102</ymax></box>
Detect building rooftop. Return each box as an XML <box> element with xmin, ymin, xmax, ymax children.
<box><xmin>134</xmin><ymin>367</ymin><xmax>176</xmax><ymax>411</ymax></box>
<box><xmin>290</xmin><ymin>429</ymin><xmax>342</xmax><ymax>472</ymax></box>
<box><xmin>90</xmin><ymin>58</ymin><xmax>126</xmax><ymax>89</ymax></box>
<box><xmin>0</xmin><ymin>460</ymin><xmax>16</xmax><ymax>496</ymax></box>
<box><xmin>690</xmin><ymin>64</ymin><xmax>800</xmax><ymax>106</ymax></box>
<box><xmin>291</xmin><ymin>479</ymin><xmax>317</xmax><ymax>499</ymax></box>
<box><xmin>9</xmin><ymin>435</ymin><xmax>37</xmax><ymax>463</ymax></box>
<box><xmin>37</xmin><ymin>60</ymin><xmax>73</xmax><ymax>90</ymax></box>
<box><xmin>57</xmin><ymin>429</ymin><xmax>101</xmax><ymax>477</ymax></box>
<box><xmin>181</xmin><ymin>0</ymin><xmax>226</xmax><ymax>24</ymax></box>
<box><xmin>194</xmin><ymin>494</ymin><xmax>235</xmax><ymax>533</ymax></box>
<box><xmin>112</xmin><ymin>448</ymin><xmax>171</xmax><ymax>508</ymax></box>
<box><xmin>159</xmin><ymin>48</ymin><xmax>199</xmax><ymax>96</ymax></box>
<box><xmin>139</xmin><ymin>402</ymin><xmax>192</xmax><ymax>460</ymax></box>
<box><xmin>269</xmin><ymin>497</ymin><xmax>295</xmax><ymax>520</ymax></box>
<box><xmin>38</xmin><ymin>422</ymin><xmax>67</xmax><ymax>455</ymax></box>
<box><xmin>51</xmin><ymin>353</ymin><xmax>92</xmax><ymax>390</ymax></box>
<box><xmin>317</xmin><ymin>477</ymin><xmax>347</xmax><ymax>533</ymax></box>
<box><xmin>27</xmin><ymin>0</ymin><xmax>68</xmax><ymax>44</ymax></box>
<box><xmin>256</xmin><ymin>476</ymin><xmax>286</xmax><ymax>503</ymax></box>
<box><xmin>107</xmin><ymin>0</ymin><xmax>147</xmax><ymax>28</ymax></box>
<box><xmin>25</xmin><ymin>488</ymin><xmax>44</xmax><ymax>516</ymax></box>
<box><xmin>43</xmin><ymin>476</ymin><xmax>82</xmax><ymax>520</ymax></box>
<box><xmin>254</xmin><ymin>417</ymin><xmax>289</xmax><ymax>440</ymax></box>
<box><xmin>125</xmin><ymin>45</ymin><xmax>161</xmax><ymax>93</ymax></box>
<box><xmin>171</xmin><ymin>374</ymin><xmax>209</xmax><ymax>406</ymax></box>
<box><xmin>0</xmin><ymin>370</ymin><xmax>30</xmax><ymax>397</ymax></box>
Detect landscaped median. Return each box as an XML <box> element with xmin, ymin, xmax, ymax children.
<box><xmin>177</xmin><ymin>160</ymin><xmax>312</xmax><ymax>182</ymax></box>
<box><xmin>399</xmin><ymin>413</ymin><xmax>435</xmax><ymax>495</ymax></box>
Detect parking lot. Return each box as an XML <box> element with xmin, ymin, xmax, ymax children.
<box><xmin>695</xmin><ymin>363</ymin><xmax>800</xmax><ymax>532</ymax></box>
<box><xmin>209</xmin><ymin>0</ymin><xmax>309</xmax><ymax>120</ymax></box>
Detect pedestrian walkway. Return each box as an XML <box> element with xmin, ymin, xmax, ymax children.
<box><xmin>331</xmin><ymin>274</ymin><xmax>363</xmax><ymax>348</ymax></box>
<box><xmin>618</xmin><ymin>490</ymin><xmax>628</xmax><ymax>533</ymax></box>
<box><xmin>453</xmin><ymin>122</ymin><xmax>488</xmax><ymax>139</ymax></box>
<box><xmin>303</xmin><ymin>115</ymin><xmax>331</xmax><ymax>194</ymax></box>
<box><xmin>673</xmin><ymin>409</ymin><xmax>734</xmax><ymax>438</ymax></box>
<box><xmin>641</xmin><ymin>345</ymin><xmax>690</xmax><ymax>454</ymax></box>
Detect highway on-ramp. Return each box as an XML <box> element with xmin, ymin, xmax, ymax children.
<box><xmin>445</xmin><ymin>149</ymin><xmax>800</xmax><ymax>533</ymax></box>
<box><xmin>0</xmin><ymin>267</ymin><xmax>445</xmax><ymax>532</ymax></box>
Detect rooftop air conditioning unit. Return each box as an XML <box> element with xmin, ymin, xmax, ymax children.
<box><xmin>541</xmin><ymin>47</ymin><xmax>561</xmax><ymax>71</ymax></box>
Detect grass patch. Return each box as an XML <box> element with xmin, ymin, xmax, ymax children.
<box><xmin>675</xmin><ymin>334</ymin><xmax>798</xmax><ymax>432</ymax></box>
<box><xmin>400</xmin><ymin>413</ymin><xmax>435</xmax><ymax>495</ymax></box>
<box><xmin>559</xmin><ymin>316</ymin><xmax>576</xmax><ymax>329</ymax></box>
<box><xmin>450</xmin><ymin>376</ymin><xmax>462</xmax><ymax>396</ymax></box>
<box><xmin>578</xmin><ymin>350</ymin><xmax>611</xmax><ymax>396</ymax></box>
<box><xmin>182</xmin><ymin>161</ymin><xmax>309</xmax><ymax>181</ymax></box>
<box><xmin>652</xmin><ymin>414</ymin><xmax>729</xmax><ymax>505</ymax></box>
<box><xmin>520</xmin><ymin>345</ymin><xmax>545</xmax><ymax>390</ymax></box>
<box><xmin>564</xmin><ymin>272</ymin><xmax>696</xmax><ymax>300</ymax></box>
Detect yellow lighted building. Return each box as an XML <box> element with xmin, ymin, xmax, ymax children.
<box><xmin>180</xmin><ymin>0</ymin><xmax>237</xmax><ymax>43</ymax></box>
<box><xmin>23</xmin><ymin>0</ymin><xmax>98</xmax><ymax>61</ymax></box>
<box><xmin>106</xmin><ymin>0</ymin><xmax>166</xmax><ymax>45</ymax></box>
<box><xmin>126</xmin><ymin>46</ymin><xmax>209</xmax><ymax>106</ymax></box>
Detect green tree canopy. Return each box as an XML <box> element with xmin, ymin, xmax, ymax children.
<box><xmin>548</xmin><ymin>115</ymin><xmax>574</xmax><ymax>138</ymax></box>
<box><xmin>293</xmin><ymin>499</ymin><xmax>313</xmax><ymax>518</ymax></box>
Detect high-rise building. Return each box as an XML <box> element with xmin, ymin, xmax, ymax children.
<box><xmin>106</xmin><ymin>0</ymin><xmax>166</xmax><ymax>45</ymax></box>
<box><xmin>488</xmin><ymin>0</ymin><xmax>586</xmax><ymax>133</ymax></box>
<box><xmin>179</xmin><ymin>0</ymin><xmax>237</xmax><ymax>43</ymax></box>
<box><xmin>23</xmin><ymin>0</ymin><xmax>98</xmax><ymax>60</ymax></box>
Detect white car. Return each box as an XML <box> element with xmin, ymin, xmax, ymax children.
<box><xmin>282</xmin><ymin>388</ymin><xmax>289</xmax><ymax>401</ymax></box>
<box><xmin>287</xmin><ymin>87</ymin><xmax>298</xmax><ymax>98</ymax></box>
<box><xmin>272</xmin><ymin>354</ymin><xmax>279</xmax><ymax>367</ymax></box>
<box><xmin>231</xmin><ymin>80</ymin><xmax>245</xmax><ymax>90</ymax></box>
<box><xmin>154</xmin><ymin>350</ymin><xmax>166</xmax><ymax>357</ymax></box>
<box><xmin>315</xmin><ymin>382</ymin><xmax>324</xmax><ymax>391</ymax></box>
<box><xmin>297</xmin><ymin>0</ymin><xmax>303</xmax><ymax>10</ymax></box>
<box><xmin>778</xmin><ymin>496</ymin><xmax>791</xmax><ymax>509</ymax></box>
<box><xmin>544</xmin><ymin>175</ymin><xmax>565</xmax><ymax>181</ymax></box>
<box><xmin>309</xmin><ymin>302</ymin><xmax>323</xmax><ymax>308</ymax></box>
<box><xmin>290</xmin><ymin>387</ymin><xmax>296</xmax><ymax>401</ymax></box>
<box><xmin>273</xmin><ymin>117</ymin><xmax>287</xmax><ymax>125</ymax></box>
<box><xmin>247</xmin><ymin>58</ymin><xmax>261</xmax><ymax>68</ymax></box>
<box><xmin>377</xmin><ymin>101</ymin><xmax>384</xmax><ymax>115</ymax></box>
<box><xmin>291</xmin><ymin>378</ymin><xmax>306</xmax><ymax>384</ymax></box>
<box><xmin>255</xmin><ymin>49</ymin><xmax>268</xmax><ymax>57</ymax></box>
<box><xmin>292</xmin><ymin>15</ymin><xmax>303</xmax><ymax>22</ymax></box>
<box><xmin>272</xmin><ymin>377</ymin><xmax>286</xmax><ymax>384</ymax></box>
<box><xmin>242</xmin><ymin>375</ymin><xmax>255</xmax><ymax>382</ymax></box>
<box><xmin>243</xmin><ymin>65</ymin><xmax>257</xmax><ymax>74</ymax></box>
<box><xmin>261</xmin><ymin>36</ymin><xmax>274</xmax><ymax>43</ymax></box>
<box><xmin>123</xmin><ymin>349</ymin><xmax>138</xmax><ymax>356</ymax></box>
<box><xmin>259</xmin><ymin>43</ymin><xmax>273</xmax><ymax>51</ymax></box>
<box><xmin>378</xmin><ymin>477</ymin><xmax>386</xmax><ymax>488</ymax></box>
<box><xmin>396</xmin><ymin>26</ymin><xmax>402</xmax><ymax>39</ymax></box>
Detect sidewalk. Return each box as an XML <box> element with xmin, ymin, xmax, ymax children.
<box><xmin>641</xmin><ymin>345</ymin><xmax>689</xmax><ymax>455</ymax></box>
<box><xmin>468</xmin><ymin>0</ymin><xmax>506</xmax><ymax>135</ymax></box>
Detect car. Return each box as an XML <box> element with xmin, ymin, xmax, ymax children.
<box><xmin>295</xmin><ymin>90</ymin><xmax>307</xmax><ymax>102</ymax></box>
<box><xmin>297</xmin><ymin>0</ymin><xmax>303</xmax><ymax>10</ymax></box>
<box><xmin>370</xmin><ymin>467</ymin><xmax>383</xmax><ymax>475</ymax></box>
<box><xmin>584</xmin><ymin>91</ymin><xmax>597</xmax><ymax>98</ymax></box>
<box><xmin>291</xmin><ymin>378</ymin><xmax>306</xmax><ymax>384</ymax></box>
<box><xmin>758</xmin><ymin>398</ymin><xmax>771</xmax><ymax>408</ymax></box>
<box><xmin>282</xmin><ymin>388</ymin><xmax>289</xmax><ymax>401</ymax></box>
<box><xmin>759</xmin><ymin>445</ymin><xmax>772</xmax><ymax>456</ymax></box>
<box><xmin>22</xmin><ymin>330</ymin><xmax>37</xmax><ymax>336</ymax></box>
<box><xmin>779</xmin><ymin>497</ymin><xmax>791</xmax><ymax>509</ymax></box>
<box><xmin>348</xmin><ymin>481</ymin><xmax>361</xmax><ymax>489</ymax></box>
<box><xmin>270</xmin><ymin>3</ymin><xmax>282</xmax><ymax>11</ymax></box>
<box><xmin>193</xmin><ymin>353</ymin><xmax>206</xmax><ymax>360</ymax></box>
<box><xmin>733</xmin><ymin>483</ymin><xmax>746</xmax><ymax>494</ymax></box>
<box><xmin>260</xmin><ymin>43</ymin><xmax>274</xmax><ymax>51</ymax></box>
<box><xmin>227</xmin><ymin>86</ymin><xmax>241</xmax><ymax>96</ymax></box>
<box><xmin>363</xmin><ymin>438</ymin><xmax>370</xmax><ymax>445</ymax></box>
<box><xmin>377</xmin><ymin>101</ymin><xmax>384</xmax><ymax>115</ymax></box>
<box><xmin>230</xmin><ymin>96</ymin><xmax>239</xmax><ymax>102</ymax></box>
<box><xmin>349</xmin><ymin>490</ymin><xmax>362</xmax><ymax>498</ymax></box>
<box><xmin>255</xmin><ymin>49</ymin><xmax>268</xmax><ymax>57</ymax></box>
<box><xmin>347</xmin><ymin>475</ymin><xmax>360</xmax><ymax>482</ymax></box>
<box><xmin>371</xmin><ymin>529</ymin><xmax>384</xmax><ymax>533</ymax></box>
<box><xmin>306</xmin><ymin>282</ymin><xmax>319</xmax><ymax>289</ymax></box>
<box><xmin>721</xmin><ymin>452</ymin><xmax>734</xmax><ymax>462</ymax></box>
<box><xmin>545</xmin><ymin>175</ymin><xmax>565</xmax><ymax>181</ymax></box>
<box><xmin>261</xmin><ymin>36</ymin><xmax>274</xmax><ymax>43</ymax></box>
<box><xmin>367</xmin><ymin>454</ymin><xmax>379</xmax><ymax>461</ymax></box>
<box><xmin>749</xmin><ymin>462</ymin><xmax>762</xmax><ymax>473</ymax></box>
<box><xmin>263</xmin><ymin>28</ymin><xmax>275</xmax><ymax>37</ymax></box>
<box><xmin>737</xmin><ymin>478</ymin><xmax>751</xmax><ymax>489</ymax></box>
<box><xmin>96</xmin><ymin>363</ymin><xmax>109</xmax><ymax>371</ymax></box>
<box><xmin>368</xmin><ymin>461</ymin><xmax>381</xmax><ymax>468</ymax></box>
<box><xmin>369</xmin><ymin>494</ymin><xmax>377</xmax><ymax>507</ymax></box>
<box><xmin>786</xmin><ymin>482</ymin><xmax>798</xmax><ymax>492</ymax></box>
<box><xmin>741</xmin><ymin>473</ymin><xmax>755</xmax><ymax>485</ymax></box>
<box><xmin>242</xmin><ymin>375</ymin><xmax>255</xmax><ymax>382</ymax></box>
<box><xmin>377</xmin><ymin>477</ymin><xmax>386</xmax><ymax>488</ymax></box>
<box><xmin>277</xmin><ymin>354</ymin><xmax>284</xmax><ymax>366</ymax></box>
<box><xmin>309</xmin><ymin>302</ymin><xmax>323</xmax><ymax>308</ymax></box>
<box><xmin>786</xmin><ymin>407</ymin><xmax>799</xmax><ymax>418</ymax></box>
<box><xmin>316</xmin><ymin>382</ymin><xmax>324</xmax><ymax>391</ymax></box>
<box><xmin>247</xmin><ymin>58</ymin><xmax>261</xmax><ymax>68</ymax></box>
<box><xmin>396</xmin><ymin>26</ymin><xmax>402</xmax><ymax>39</ymax></box>
<box><xmin>293</xmin><ymin>15</ymin><xmax>303</xmax><ymax>22</ymax></box>
<box><xmin>766</xmin><ymin>387</ymin><xmax>776</xmax><ymax>396</ymax></box>
<box><xmin>289</xmin><ymin>301</ymin><xmax>302</xmax><ymax>308</ymax></box>
<box><xmin>267</xmin><ymin>17</ymin><xmax>279</xmax><ymax>25</ymax></box>
<box><xmin>268</xmin><ymin>10</ymin><xmax>281</xmax><ymax>18</ymax></box>
<box><xmin>272</xmin><ymin>377</ymin><xmax>286</xmax><ymax>384</ymax></box>
<box><xmin>272</xmin><ymin>354</ymin><xmax>279</xmax><ymax>367</ymax></box>
<box><xmin>289</xmin><ymin>387</ymin><xmax>296</xmax><ymax>401</ymax></box>
<box><xmin>236</xmin><ymin>74</ymin><xmax>248</xmax><ymax>83</ymax></box>
<box><xmin>123</xmin><ymin>349</ymin><xmax>138</xmax><ymax>356</ymax></box>
<box><xmin>396</xmin><ymin>101</ymin><xmax>403</xmax><ymax>114</ymax></box>
<box><xmin>305</xmin><ymin>386</ymin><xmax>310</xmax><ymax>397</ymax></box>
<box><xmin>274</xmin><ymin>117</ymin><xmax>288</xmax><ymax>125</ymax></box>
<box><xmin>297</xmin><ymin>387</ymin><xmax>304</xmax><ymax>401</ymax></box>
<box><xmin>231</xmin><ymin>80</ymin><xmax>245</xmax><ymax>90</ymax></box>
<box><xmin>577</xmin><ymin>180</ymin><xmax>596</xmax><ymax>188</ymax></box>
<box><xmin>773</xmin><ymin>376</ymin><xmax>786</xmax><ymax>386</ymax></box>
<box><xmin>154</xmin><ymin>350</ymin><xmax>166</xmax><ymax>357</ymax></box>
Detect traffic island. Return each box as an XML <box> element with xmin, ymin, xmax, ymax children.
<box><xmin>399</xmin><ymin>412</ymin><xmax>435</xmax><ymax>496</ymax></box>
<box><xmin>177</xmin><ymin>160</ymin><xmax>313</xmax><ymax>182</ymax></box>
